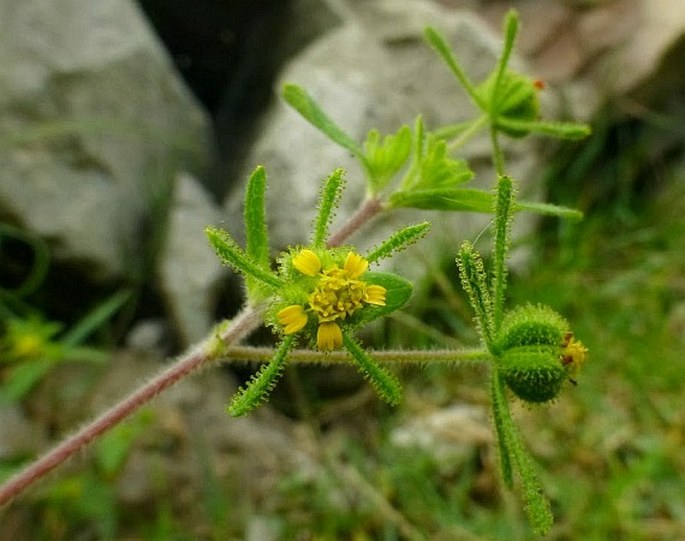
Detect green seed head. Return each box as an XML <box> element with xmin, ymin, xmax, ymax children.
<box><xmin>499</xmin><ymin>346</ymin><xmax>566</xmax><ymax>403</ymax></box>
<box><xmin>495</xmin><ymin>304</ymin><xmax>568</xmax><ymax>353</ymax></box>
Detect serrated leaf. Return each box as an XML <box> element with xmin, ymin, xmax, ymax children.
<box><xmin>355</xmin><ymin>272</ymin><xmax>413</xmax><ymax>325</ymax></box>
<box><xmin>363</xmin><ymin>125</ymin><xmax>412</xmax><ymax>192</ymax></box>
<box><xmin>402</xmin><ymin>135</ymin><xmax>474</xmax><ymax>191</ymax></box>
<box><xmin>389</xmin><ymin>187</ymin><xmax>493</xmax><ymax>212</ymax></box>
<box><xmin>282</xmin><ymin>84</ymin><xmax>363</xmax><ymax>157</ymax></box>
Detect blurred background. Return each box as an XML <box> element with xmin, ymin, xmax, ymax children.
<box><xmin>1</xmin><ymin>0</ymin><xmax>684</xmax><ymax>539</ymax></box>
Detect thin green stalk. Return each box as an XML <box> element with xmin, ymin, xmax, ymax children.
<box><xmin>490</xmin><ymin>126</ymin><xmax>505</xmax><ymax>176</ymax></box>
<box><xmin>447</xmin><ymin>114</ymin><xmax>489</xmax><ymax>153</ymax></box>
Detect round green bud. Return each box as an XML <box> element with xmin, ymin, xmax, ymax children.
<box><xmin>499</xmin><ymin>347</ymin><xmax>566</xmax><ymax>403</ymax></box>
<box><xmin>495</xmin><ymin>304</ymin><xmax>569</xmax><ymax>354</ymax></box>
<box><xmin>476</xmin><ymin>70</ymin><xmax>540</xmax><ymax>138</ymax></box>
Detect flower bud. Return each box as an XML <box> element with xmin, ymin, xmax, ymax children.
<box><xmin>499</xmin><ymin>346</ymin><xmax>566</xmax><ymax>403</ymax></box>
<box><xmin>495</xmin><ymin>305</ymin><xmax>587</xmax><ymax>404</ymax></box>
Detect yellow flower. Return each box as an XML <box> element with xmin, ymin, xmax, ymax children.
<box><xmin>365</xmin><ymin>284</ymin><xmax>387</xmax><ymax>306</ymax></box>
<box><xmin>277</xmin><ymin>305</ymin><xmax>308</xmax><ymax>334</ymax></box>
<box><xmin>292</xmin><ymin>249</ymin><xmax>321</xmax><ymax>277</ymax></box>
<box><xmin>561</xmin><ymin>333</ymin><xmax>588</xmax><ymax>377</ymax></box>
<box><xmin>343</xmin><ymin>251</ymin><xmax>369</xmax><ymax>278</ymax></box>
<box><xmin>281</xmin><ymin>248</ymin><xmax>387</xmax><ymax>350</ymax></box>
<box><xmin>317</xmin><ymin>321</ymin><xmax>343</xmax><ymax>351</ymax></box>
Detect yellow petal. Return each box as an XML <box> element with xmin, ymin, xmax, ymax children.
<box><xmin>292</xmin><ymin>249</ymin><xmax>321</xmax><ymax>277</ymax></box>
<box><xmin>365</xmin><ymin>284</ymin><xmax>387</xmax><ymax>306</ymax></box>
<box><xmin>277</xmin><ymin>305</ymin><xmax>308</xmax><ymax>334</ymax></box>
<box><xmin>317</xmin><ymin>322</ymin><xmax>343</xmax><ymax>351</ymax></box>
<box><xmin>343</xmin><ymin>252</ymin><xmax>369</xmax><ymax>279</ymax></box>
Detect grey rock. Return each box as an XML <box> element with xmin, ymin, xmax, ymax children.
<box><xmin>157</xmin><ymin>172</ymin><xmax>225</xmax><ymax>345</ymax></box>
<box><xmin>0</xmin><ymin>0</ymin><xmax>210</xmax><ymax>281</ymax></box>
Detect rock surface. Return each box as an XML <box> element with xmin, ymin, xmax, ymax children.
<box><xmin>0</xmin><ymin>0</ymin><xmax>210</xmax><ymax>281</ymax></box>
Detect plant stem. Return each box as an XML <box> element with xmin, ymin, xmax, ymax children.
<box><xmin>447</xmin><ymin>114</ymin><xmax>488</xmax><ymax>153</ymax></box>
<box><xmin>326</xmin><ymin>196</ymin><xmax>383</xmax><ymax>247</ymax></box>
<box><xmin>0</xmin><ymin>193</ymin><xmax>390</xmax><ymax>506</ymax></box>
<box><xmin>218</xmin><ymin>345</ymin><xmax>491</xmax><ymax>366</ymax></box>
<box><xmin>490</xmin><ymin>126</ymin><xmax>506</xmax><ymax>177</ymax></box>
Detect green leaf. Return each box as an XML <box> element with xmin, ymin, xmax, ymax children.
<box><xmin>365</xmin><ymin>222</ymin><xmax>430</xmax><ymax>264</ymax></box>
<box><xmin>312</xmin><ymin>168</ymin><xmax>346</xmax><ymax>248</ymax></box>
<box><xmin>355</xmin><ymin>272</ymin><xmax>413</xmax><ymax>325</ymax></box>
<box><xmin>491</xmin><ymin>368</ymin><xmax>554</xmax><ymax>535</ymax></box>
<box><xmin>457</xmin><ymin>242</ymin><xmax>495</xmax><ymax>348</ymax></box>
<box><xmin>423</xmin><ymin>27</ymin><xmax>484</xmax><ymax>110</ymax></box>
<box><xmin>342</xmin><ymin>332</ymin><xmax>402</xmax><ymax>405</ymax></box>
<box><xmin>282</xmin><ymin>84</ymin><xmax>364</xmax><ymax>157</ymax></box>
<box><xmin>389</xmin><ymin>187</ymin><xmax>493</xmax><ymax>212</ymax></box>
<box><xmin>490</xmin><ymin>371</ymin><xmax>514</xmax><ymax>488</ymax></box>
<box><xmin>363</xmin><ymin>125</ymin><xmax>412</xmax><ymax>193</ymax></box>
<box><xmin>477</xmin><ymin>70</ymin><xmax>539</xmax><ymax>138</ymax></box>
<box><xmin>401</xmin><ymin>134</ymin><xmax>474</xmax><ymax>191</ymax></box>
<box><xmin>228</xmin><ymin>335</ymin><xmax>295</xmax><ymax>416</ymax></box>
<box><xmin>496</xmin><ymin>118</ymin><xmax>591</xmax><ymax>140</ymax></box>
<box><xmin>516</xmin><ymin>200</ymin><xmax>583</xmax><ymax>220</ymax></box>
<box><xmin>205</xmin><ymin>226</ymin><xmax>283</xmax><ymax>290</ymax></box>
<box><xmin>244</xmin><ymin>166</ymin><xmax>270</xmax><ymax>267</ymax></box>
<box><xmin>491</xmin><ymin>176</ymin><xmax>515</xmax><ymax>331</ymax></box>
<box><xmin>492</xmin><ymin>10</ymin><xmax>520</xmax><ymax>103</ymax></box>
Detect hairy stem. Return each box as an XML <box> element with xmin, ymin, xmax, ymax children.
<box><xmin>0</xmin><ymin>194</ymin><xmax>384</xmax><ymax>505</ymax></box>
<box><xmin>326</xmin><ymin>197</ymin><xmax>383</xmax><ymax>247</ymax></box>
<box><xmin>219</xmin><ymin>345</ymin><xmax>491</xmax><ymax>366</ymax></box>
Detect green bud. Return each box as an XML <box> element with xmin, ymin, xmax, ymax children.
<box><xmin>499</xmin><ymin>346</ymin><xmax>566</xmax><ymax>403</ymax></box>
<box><xmin>495</xmin><ymin>304</ymin><xmax>568</xmax><ymax>353</ymax></box>
<box><xmin>495</xmin><ymin>304</ymin><xmax>587</xmax><ymax>404</ymax></box>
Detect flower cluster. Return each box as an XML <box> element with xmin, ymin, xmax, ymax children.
<box><xmin>277</xmin><ymin>249</ymin><xmax>386</xmax><ymax>350</ymax></box>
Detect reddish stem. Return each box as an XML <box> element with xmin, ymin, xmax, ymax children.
<box><xmin>327</xmin><ymin>197</ymin><xmax>383</xmax><ymax>247</ymax></box>
<box><xmin>0</xmin><ymin>195</ymin><xmax>381</xmax><ymax>506</ymax></box>
<box><xmin>0</xmin><ymin>307</ymin><xmax>262</xmax><ymax>506</ymax></box>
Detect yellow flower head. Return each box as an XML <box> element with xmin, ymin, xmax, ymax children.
<box><xmin>561</xmin><ymin>332</ymin><xmax>588</xmax><ymax>377</ymax></box>
<box><xmin>277</xmin><ymin>249</ymin><xmax>387</xmax><ymax>351</ymax></box>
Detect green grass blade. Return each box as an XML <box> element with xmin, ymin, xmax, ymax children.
<box><xmin>61</xmin><ymin>289</ymin><xmax>132</xmax><ymax>347</ymax></box>
<box><xmin>282</xmin><ymin>84</ymin><xmax>364</xmax><ymax>157</ymax></box>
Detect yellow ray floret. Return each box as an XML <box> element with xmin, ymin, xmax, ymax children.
<box><xmin>277</xmin><ymin>305</ymin><xmax>308</xmax><ymax>334</ymax></box>
<box><xmin>344</xmin><ymin>251</ymin><xmax>369</xmax><ymax>279</ymax></box>
<box><xmin>293</xmin><ymin>249</ymin><xmax>322</xmax><ymax>277</ymax></box>
<box><xmin>364</xmin><ymin>284</ymin><xmax>387</xmax><ymax>306</ymax></box>
<box><xmin>317</xmin><ymin>321</ymin><xmax>343</xmax><ymax>351</ymax></box>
